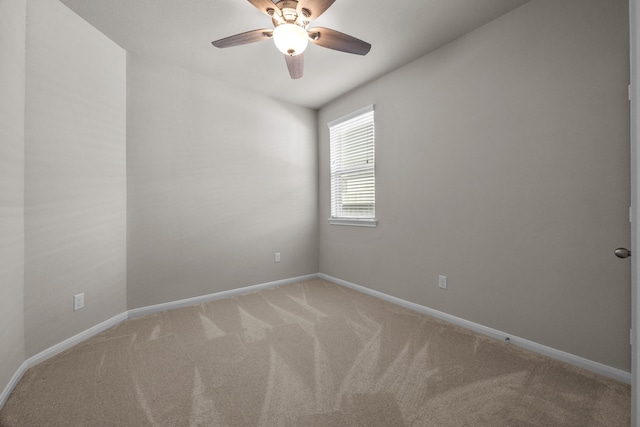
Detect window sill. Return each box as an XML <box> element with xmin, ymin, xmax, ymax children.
<box><xmin>328</xmin><ymin>218</ymin><xmax>378</xmax><ymax>227</ymax></box>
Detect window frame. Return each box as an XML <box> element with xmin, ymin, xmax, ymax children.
<box><xmin>327</xmin><ymin>105</ymin><xmax>377</xmax><ymax>227</ymax></box>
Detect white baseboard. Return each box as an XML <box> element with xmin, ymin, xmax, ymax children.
<box><xmin>0</xmin><ymin>360</ymin><xmax>28</xmax><ymax>410</ymax></box>
<box><xmin>128</xmin><ymin>274</ymin><xmax>319</xmax><ymax>319</ymax></box>
<box><xmin>0</xmin><ymin>311</ymin><xmax>127</xmax><ymax>409</ymax></box>
<box><xmin>0</xmin><ymin>273</ymin><xmax>319</xmax><ymax>410</ymax></box>
<box><xmin>319</xmin><ymin>273</ymin><xmax>632</xmax><ymax>385</ymax></box>
<box><xmin>27</xmin><ymin>312</ymin><xmax>129</xmax><ymax>368</ymax></box>
<box><xmin>3</xmin><ymin>271</ymin><xmax>629</xmax><ymax>412</ymax></box>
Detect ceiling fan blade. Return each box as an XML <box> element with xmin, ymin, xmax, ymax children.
<box><xmin>297</xmin><ymin>0</ymin><xmax>335</xmax><ymax>20</ymax></box>
<box><xmin>247</xmin><ymin>0</ymin><xmax>281</xmax><ymax>17</ymax></box>
<box><xmin>212</xmin><ymin>29</ymin><xmax>273</xmax><ymax>48</ymax></box>
<box><xmin>308</xmin><ymin>27</ymin><xmax>371</xmax><ymax>55</ymax></box>
<box><xmin>285</xmin><ymin>54</ymin><xmax>304</xmax><ymax>79</ymax></box>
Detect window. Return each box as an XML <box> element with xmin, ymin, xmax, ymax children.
<box><xmin>328</xmin><ymin>105</ymin><xmax>377</xmax><ymax>227</ymax></box>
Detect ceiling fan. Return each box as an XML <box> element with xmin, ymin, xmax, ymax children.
<box><xmin>211</xmin><ymin>0</ymin><xmax>371</xmax><ymax>79</ymax></box>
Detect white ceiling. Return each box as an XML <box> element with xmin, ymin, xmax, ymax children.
<box><xmin>59</xmin><ymin>0</ymin><xmax>530</xmax><ymax>109</ymax></box>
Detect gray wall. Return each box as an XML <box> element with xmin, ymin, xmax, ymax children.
<box><xmin>319</xmin><ymin>0</ymin><xmax>631</xmax><ymax>370</ymax></box>
<box><xmin>126</xmin><ymin>55</ymin><xmax>318</xmax><ymax>309</ymax></box>
<box><xmin>0</xmin><ymin>0</ymin><xmax>26</xmax><ymax>392</ymax></box>
<box><xmin>24</xmin><ymin>0</ymin><xmax>127</xmax><ymax>357</ymax></box>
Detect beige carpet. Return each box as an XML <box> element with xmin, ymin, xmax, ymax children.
<box><xmin>0</xmin><ymin>278</ymin><xmax>630</xmax><ymax>426</ymax></box>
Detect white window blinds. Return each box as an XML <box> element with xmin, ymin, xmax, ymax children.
<box><xmin>328</xmin><ymin>105</ymin><xmax>376</xmax><ymax>223</ymax></box>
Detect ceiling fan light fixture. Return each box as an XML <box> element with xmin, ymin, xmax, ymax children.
<box><xmin>273</xmin><ymin>23</ymin><xmax>309</xmax><ymax>56</ymax></box>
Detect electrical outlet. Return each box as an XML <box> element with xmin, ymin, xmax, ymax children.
<box><xmin>74</xmin><ymin>293</ymin><xmax>84</xmax><ymax>311</ymax></box>
<box><xmin>275</xmin><ymin>252</ymin><xmax>281</xmax><ymax>263</ymax></box>
<box><xmin>438</xmin><ymin>275</ymin><xmax>447</xmax><ymax>290</ymax></box>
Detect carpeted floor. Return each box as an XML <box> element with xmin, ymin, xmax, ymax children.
<box><xmin>0</xmin><ymin>278</ymin><xmax>631</xmax><ymax>426</ymax></box>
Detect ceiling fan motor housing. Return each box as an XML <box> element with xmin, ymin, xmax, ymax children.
<box><xmin>272</xmin><ymin>0</ymin><xmax>310</xmax><ymax>27</ymax></box>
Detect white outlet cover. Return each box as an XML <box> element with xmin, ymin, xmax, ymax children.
<box><xmin>74</xmin><ymin>293</ymin><xmax>85</xmax><ymax>311</ymax></box>
<box><xmin>438</xmin><ymin>275</ymin><xmax>447</xmax><ymax>289</ymax></box>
